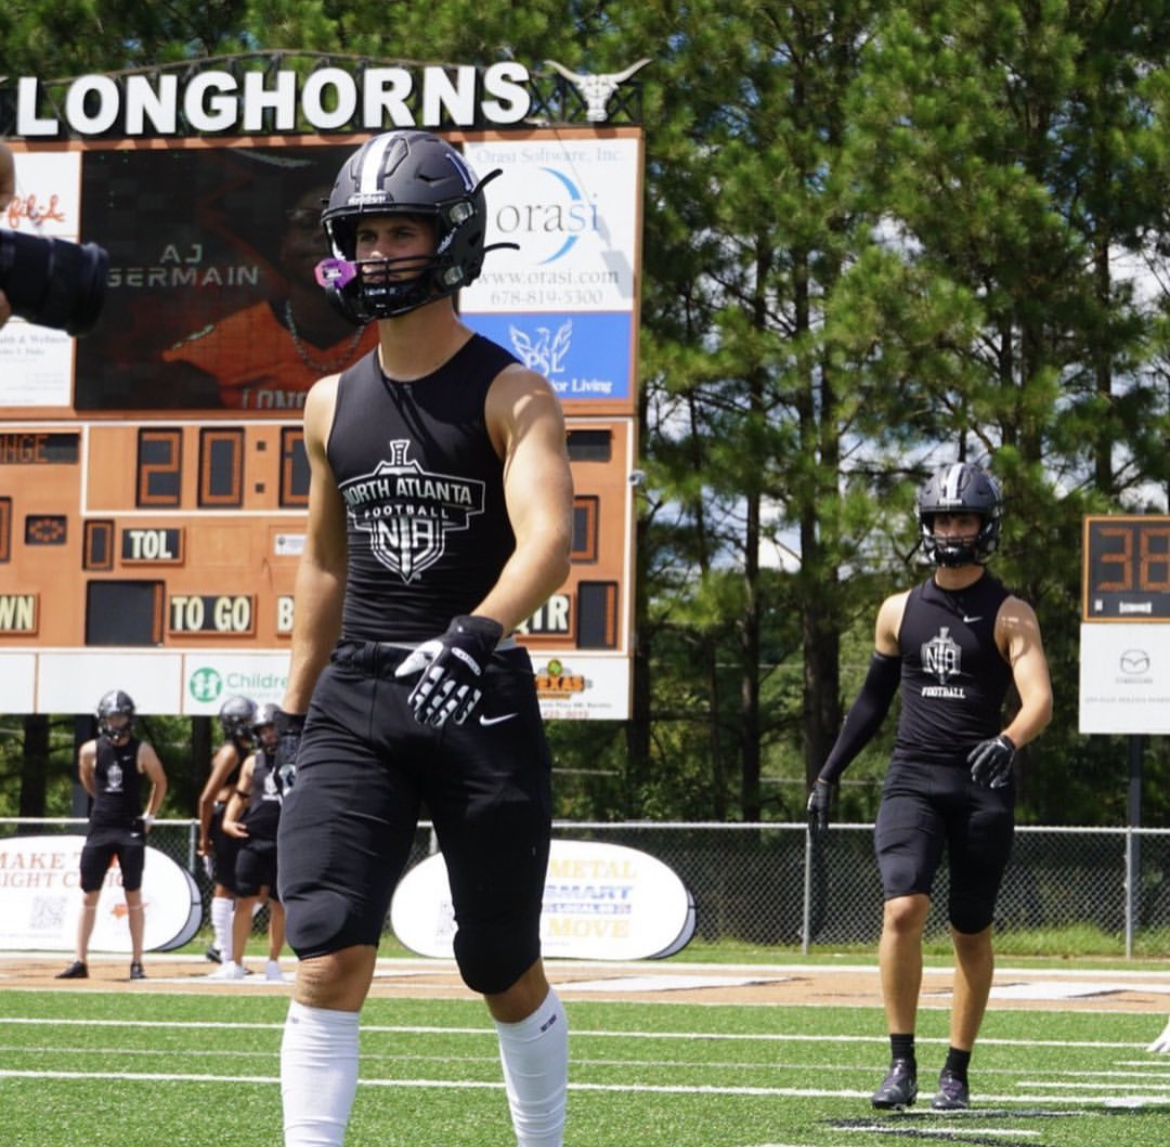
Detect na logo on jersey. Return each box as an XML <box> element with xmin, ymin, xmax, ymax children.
<box><xmin>340</xmin><ymin>440</ymin><xmax>486</xmax><ymax>583</ymax></box>
<box><xmin>921</xmin><ymin>626</ymin><xmax>962</xmax><ymax>685</ymax></box>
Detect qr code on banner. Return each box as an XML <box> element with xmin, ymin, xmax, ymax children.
<box><xmin>30</xmin><ymin>896</ymin><xmax>67</xmax><ymax>932</ymax></box>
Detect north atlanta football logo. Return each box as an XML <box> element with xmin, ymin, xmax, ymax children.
<box><xmin>920</xmin><ymin>626</ymin><xmax>966</xmax><ymax>698</ymax></box>
<box><xmin>339</xmin><ymin>440</ymin><xmax>486</xmax><ymax>583</ymax></box>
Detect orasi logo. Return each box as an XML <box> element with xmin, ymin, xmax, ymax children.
<box><xmin>188</xmin><ymin>667</ymin><xmax>223</xmax><ymax>703</ymax></box>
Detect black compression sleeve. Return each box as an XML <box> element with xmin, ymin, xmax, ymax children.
<box><xmin>818</xmin><ymin>651</ymin><xmax>901</xmax><ymax>784</ymax></box>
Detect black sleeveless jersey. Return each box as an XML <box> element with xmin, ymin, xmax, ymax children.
<box><xmin>327</xmin><ymin>336</ymin><xmax>518</xmax><ymax>642</ymax></box>
<box><xmin>217</xmin><ymin>740</ymin><xmax>249</xmax><ymax>794</ymax></box>
<box><xmin>891</xmin><ymin>572</ymin><xmax>1014</xmax><ymax>767</ymax></box>
<box><xmin>241</xmin><ymin>749</ymin><xmax>282</xmax><ymax>841</ymax></box>
<box><xmin>88</xmin><ymin>736</ymin><xmax>144</xmax><ymax>832</ymax></box>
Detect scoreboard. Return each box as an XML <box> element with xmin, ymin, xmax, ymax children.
<box><xmin>1079</xmin><ymin>515</ymin><xmax>1170</xmax><ymax>734</ymax></box>
<box><xmin>0</xmin><ymin>67</ymin><xmax>643</xmax><ymax>720</ymax></box>
<box><xmin>1081</xmin><ymin>516</ymin><xmax>1170</xmax><ymax>621</ymax></box>
<box><xmin>0</xmin><ymin>415</ymin><xmax>636</xmax><ymax>719</ymax></box>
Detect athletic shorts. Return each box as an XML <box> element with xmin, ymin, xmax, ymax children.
<box><xmin>874</xmin><ymin>760</ymin><xmax>1014</xmax><ymax>934</ymax></box>
<box><xmin>278</xmin><ymin>639</ymin><xmax>552</xmax><ymax>993</ymax></box>
<box><xmin>80</xmin><ymin>827</ymin><xmax>146</xmax><ymax>892</ymax></box>
<box><xmin>235</xmin><ymin>837</ymin><xmax>279</xmax><ymax>899</ymax></box>
<box><xmin>211</xmin><ymin>802</ymin><xmax>242</xmax><ymax>895</ymax></box>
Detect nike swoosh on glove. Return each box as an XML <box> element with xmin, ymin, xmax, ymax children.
<box><xmin>395</xmin><ymin>615</ymin><xmax>505</xmax><ymax>728</ymax></box>
<box><xmin>967</xmin><ymin>733</ymin><xmax>1016</xmax><ymax>789</ymax></box>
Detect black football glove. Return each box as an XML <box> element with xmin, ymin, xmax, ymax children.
<box><xmin>807</xmin><ymin>779</ymin><xmax>833</xmax><ymax>838</ymax></box>
<box><xmin>968</xmin><ymin>733</ymin><xmax>1016</xmax><ymax>789</ymax></box>
<box><xmin>395</xmin><ymin>615</ymin><xmax>504</xmax><ymax>728</ymax></box>
<box><xmin>273</xmin><ymin>708</ymin><xmax>306</xmax><ymax>791</ymax></box>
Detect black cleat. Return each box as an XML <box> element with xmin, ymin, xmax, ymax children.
<box><xmin>205</xmin><ymin>944</ymin><xmax>223</xmax><ymax>964</ymax></box>
<box><xmin>129</xmin><ymin>962</ymin><xmax>146</xmax><ymax>981</ymax></box>
<box><xmin>55</xmin><ymin>960</ymin><xmax>88</xmax><ymax>980</ymax></box>
<box><xmin>931</xmin><ymin>1068</ymin><xmax>970</xmax><ymax>1110</ymax></box>
<box><xmin>872</xmin><ymin>1058</ymin><xmax>918</xmax><ymax>1109</ymax></box>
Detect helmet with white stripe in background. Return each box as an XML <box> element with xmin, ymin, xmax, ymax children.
<box><xmin>916</xmin><ymin>461</ymin><xmax>1003</xmax><ymax>567</ymax></box>
<box><xmin>218</xmin><ymin>695</ymin><xmax>258</xmax><ymax>744</ymax></box>
<box><xmin>315</xmin><ymin>130</ymin><xmax>513</xmax><ymax>323</ymax></box>
<box><xmin>96</xmin><ymin>689</ymin><xmax>136</xmax><ymax>744</ymax></box>
<box><xmin>252</xmin><ymin>702</ymin><xmax>280</xmax><ymax>753</ymax></box>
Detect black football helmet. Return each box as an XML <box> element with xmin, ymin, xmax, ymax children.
<box><xmin>315</xmin><ymin>130</ymin><xmax>509</xmax><ymax>322</ymax></box>
<box><xmin>96</xmin><ymin>689</ymin><xmax>136</xmax><ymax>743</ymax></box>
<box><xmin>917</xmin><ymin>462</ymin><xmax>1003</xmax><ymax>567</ymax></box>
<box><xmin>218</xmin><ymin>695</ymin><xmax>258</xmax><ymax>743</ymax></box>
<box><xmin>252</xmin><ymin>702</ymin><xmax>280</xmax><ymax>750</ymax></box>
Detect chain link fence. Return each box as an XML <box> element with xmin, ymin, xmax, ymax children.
<box><xmin>5</xmin><ymin>818</ymin><xmax>1170</xmax><ymax>956</ymax></box>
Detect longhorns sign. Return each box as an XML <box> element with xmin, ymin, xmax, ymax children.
<box><xmin>3</xmin><ymin>56</ymin><xmax>652</xmax><ymax>137</ymax></box>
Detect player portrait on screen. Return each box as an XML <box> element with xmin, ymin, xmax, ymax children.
<box><xmin>75</xmin><ymin>143</ymin><xmax>376</xmax><ymax>413</ymax></box>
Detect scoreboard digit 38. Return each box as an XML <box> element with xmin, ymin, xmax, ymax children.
<box><xmin>0</xmin><ymin>106</ymin><xmax>642</xmax><ymax>720</ymax></box>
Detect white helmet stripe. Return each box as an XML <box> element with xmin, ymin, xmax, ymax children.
<box><xmin>942</xmin><ymin>463</ymin><xmax>964</xmax><ymax>505</ymax></box>
<box><xmin>358</xmin><ymin>135</ymin><xmax>396</xmax><ymax>198</ymax></box>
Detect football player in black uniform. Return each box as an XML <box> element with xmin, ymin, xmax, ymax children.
<box><xmin>274</xmin><ymin>131</ymin><xmax>573</xmax><ymax>1147</ymax></box>
<box><xmin>56</xmin><ymin>690</ymin><xmax>167</xmax><ymax>981</ymax></box>
<box><xmin>197</xmin><ymin>695</ymin><xmax>256</xmax><ymax>964</ymax></box>
<box><xmin>808</xmin><ymin>462</ymin><xmax>1053</xmax><ymax>1111</ymax></box>
<box><xmin>218</xmin><ymin>704</ymin><xmax>288</xmax><ymax>982</ymax></box>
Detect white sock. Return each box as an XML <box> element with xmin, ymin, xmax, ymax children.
<box><xmin>494</xmin><ymin>988</ymin><xmax>568</xmax><ymax>1147</ymax></box>
<box><xmin>281</xmin><ymin>1000</ymin><xmax>361</xmax><ymax>1147</ymax></box>
<box><xmin>211</xmin><ymin>896</ymin><xmax>234</xmax><ymax>955</ymax></box>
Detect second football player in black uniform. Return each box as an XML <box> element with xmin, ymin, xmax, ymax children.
<box><xmin>808</xmin><ymin>462</ymin><xmax>1053</xmax><ymax>1111</ymax></box>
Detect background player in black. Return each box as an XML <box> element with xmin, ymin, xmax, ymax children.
<box><xmin>807</xmin><ymin>462</ymin><xmax>1053</xmax><ymax>1111</ymax></box>
<box><xmin>197</xmin><ymin>694</ymin><xmax>256</xmax><ymax>964</ymax></box>
<box><xmin>274</xmin><ymin>131</ymin><xmax>574</xmax><ymax>1147</ymax></box>
<box><xmin>56</xmin><ymin>690</ymin><xmax>167</xmax><ymax>981</ymax></box>
<box><xmin>217</xmin><ymin>704</ymin><xmax>288</xmax><ymax>982</ymax></box>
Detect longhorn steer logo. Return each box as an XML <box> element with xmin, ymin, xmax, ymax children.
<box><xmin>545</xmin><ymin>58</ymin><xmax>652</xmax><ymax>123</ymax></box>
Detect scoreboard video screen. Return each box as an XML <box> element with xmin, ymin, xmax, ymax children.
<box><xmin>0</xmin><ymin>100</ymin><xmax>642</xmax><ymax>720</ymax></box>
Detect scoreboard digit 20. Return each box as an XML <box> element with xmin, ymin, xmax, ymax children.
<box><xmin>0</xmin><ymin>416</ymin><xmax>633</xmax><ymax>691</ymax></box>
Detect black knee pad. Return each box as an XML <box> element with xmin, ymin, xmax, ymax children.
<box><xmin>282</xmin><ymin>887</ymin><xmax>359</xmax><ymax>958</ymax></box>
<box><xmin>453</xmin><ymin>923</ymin><xmax>540</xmax><ymax>996</ymax></box>
<box><xmin>948</xmin><ymin>899</ymin><xmax>995</xmax><ymax>935</ymax></box>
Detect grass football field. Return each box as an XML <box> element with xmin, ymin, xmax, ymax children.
<box><xmin>1</xmin><ymin>960</ymin><xmax>1169</xmax><ymax>1147</ymax></box>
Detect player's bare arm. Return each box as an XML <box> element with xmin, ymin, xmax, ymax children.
<box><xmin>873</xmin><ymin>590</ymin><xmax>910</xmax><ymax>658</ymax></box>
<box><xmin>138</xmin><ymin>742</ymin><xmax>167</xmax><ymax>819</ymax></box>
<box><xmin>222</xmin><ymin>756</ymin><xmax>255</xmax><ymax>838</ymax></box>
<box><xmin>77</xmin><ymin>740</ymin><xmax>97</xmax><ymax>798</ymax></box>
<box><xmin>476</xmin><ymin>364</ymin><xmax>574</xmax><ymax>633</ymax></box>
<box><xmin>197</xmin><ymin>743</ymin><xmax>242</xmax><ymax>853</ymax></box>
<box><xmin>282</xmin><ymin>374</ymin><xmax>347</xmax><ymax>713</ymax></box>
<box><xmin>995</xmin><ymin>595</ymin><xmax>1054</xmax><ymax>748</ymax></box>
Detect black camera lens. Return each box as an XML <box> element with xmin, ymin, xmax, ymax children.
<box><xmin>0</xmin><ymin>229</ymin><xmax>109</xmax><ymax>336</ymax></box>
